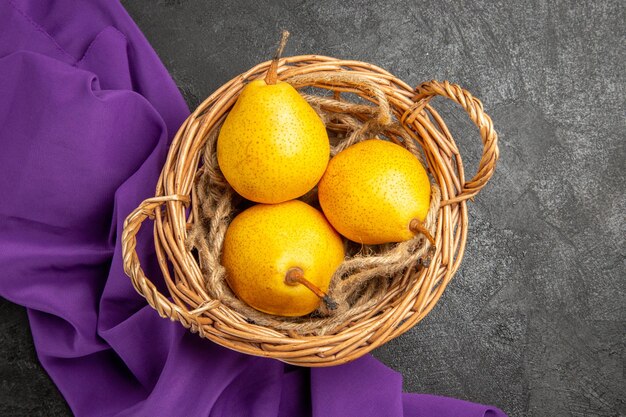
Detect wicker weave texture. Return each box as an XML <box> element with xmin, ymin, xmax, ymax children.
<box><xmin>122</xmin><ymin>55</ymin><xmax>499</xmax><ymax>367</ymax></box>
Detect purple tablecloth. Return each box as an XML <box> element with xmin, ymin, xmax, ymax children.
<box><xmin>0</xmin><ymin>1</ymin><xmax>507</xmax><ymax>416</ymax></box>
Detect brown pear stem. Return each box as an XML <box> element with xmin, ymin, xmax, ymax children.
<box><xmin>409</xmin><ymin>218</ymin><xmax>436</xmax><ymax>247</ymax></box>
<box><xmin>265</xmin><ymin>30</ymin><xmax>290</xmax><ymax>85</ymax></box>
<box><xmin>285</xmin><ymin>267</ymin><xmax>337</xmax><ymax>310</ymax></box>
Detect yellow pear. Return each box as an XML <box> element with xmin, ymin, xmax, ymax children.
<box><xmin>217</xmin><ymin>32</ymin><xmax>329</xmax><ymax>204</ymax></box>
<box><xmin>318</xmin><ymin>139</ymin><xmax>432</xmax><ymax>245</ymax></box>
<box><xmin>222</xmin><ymin>200</ymin><xmax>345</xmax><ymax>317</ymax></box>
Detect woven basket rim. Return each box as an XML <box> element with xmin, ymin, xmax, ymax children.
<box><xmin>121</xmin><ymin>55</ymin><xmax>499</xmax><ymax>366</ymax></box>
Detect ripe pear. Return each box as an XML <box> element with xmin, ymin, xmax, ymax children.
<box><xmin>217</xmin><ymin>32</ymin><xmax>329</xmax><ymax>204</ymax></box>
<box><xmin>222</xmin><ymin>200</ymin><xmax>345</xmax><ymax>317</ymax></box>
<box><xmin>318</xmin><ymin>139</ymin><xmax>432</xmax><ymax>245</ymax></box>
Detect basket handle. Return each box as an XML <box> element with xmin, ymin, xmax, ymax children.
<box><xmin>121</xmin><ymin>194</ymin><xmax>193</xmax><ymax>322</ymax></box>
<box><xmin>412</xmin><ymin>80</ymin><xmax>499</xmax><ymax>204</ymax></box>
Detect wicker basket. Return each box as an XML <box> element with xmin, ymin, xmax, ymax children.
<box><xmin>122</xmin><ymin>55</ymin><xmax>498</xmax><ymax>367</ymax></box>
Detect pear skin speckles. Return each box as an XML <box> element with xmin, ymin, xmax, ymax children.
<box><xmin>318</xmin><ymin>139</ymin><xmax>431</xmax><ymax>245</ymax></box>
<box><xmin>217</xmin><ymin>79</ymin><xmax>329</xmax><ymax>204</ymax></box>
<box><xmin>222</xmin><ymin>200</ymin><xmax>345</xmax><ymax>317</ymax></box>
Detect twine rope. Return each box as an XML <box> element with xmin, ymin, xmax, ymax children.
<box><xmin>187</xmin><ymin>72</ymin><xmax>440</xmax><ymax>335</ymax></box>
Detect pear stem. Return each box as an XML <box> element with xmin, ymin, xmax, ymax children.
<box><xmin>265</xmin><ymin>30</ymin><xmax>290</xmax><ymax>85</ymax></box>
<box><xmin>285</xmin><ymin>267</ymin><xmax>337</xmax><ymax>310</ymax></box>
<box><xmin>409</xmin><ymin>218</ymin><xmax>436</xmax><ymax>247</ymax></box>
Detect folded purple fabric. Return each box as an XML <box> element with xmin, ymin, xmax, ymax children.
<box><xmin>0</xmin><ymin>1</ymin><xmax>507</xmax><ymax>416</ymax></box>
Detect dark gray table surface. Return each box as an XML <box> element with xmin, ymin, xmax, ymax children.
<box><xmin>2</xmin><ymin>1</ymin><xmax>625</xmax><ymax>416</ymax></box>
